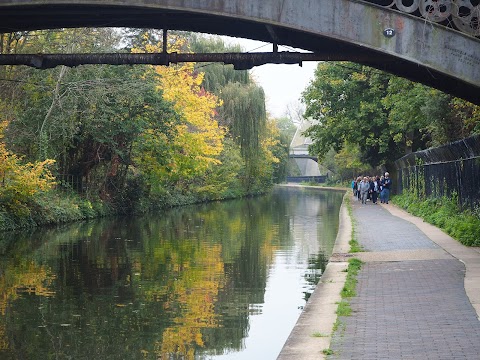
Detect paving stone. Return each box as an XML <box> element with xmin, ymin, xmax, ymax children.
<box><xmin>351</xmin><ymin>200</ymin><xmax>439</xmax><ymax>251</ymax></box>
<box><xmin>329</xmin><ymin>199</ymin><xmax>480</xmax><ymax>359</ymax></box>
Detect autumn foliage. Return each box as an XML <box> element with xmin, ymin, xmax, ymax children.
<box><xmin>0</xmin><ymin>29</ymin><xmax>284</xmax><ymax>229</ymax></box>
<box><xmin>0</xmin><ymin>121</ymin><xmax>55</xmax><ymax>213</ymax></box>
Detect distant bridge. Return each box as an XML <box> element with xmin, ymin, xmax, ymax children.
<box><xmin>0</xmin><ymin>0</ymin><xmax>479</xmax><ymax>104</ymax></box>
<box><xmin>288</xmin><ymin>118</ymin><xmax>324</xmax><ymax>181</ymax></box>
<box><xmin>289</xmin><ymin>154</ymin><xmax>318</xmax><ymax>162</ymax></box>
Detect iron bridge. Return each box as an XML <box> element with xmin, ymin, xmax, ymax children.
<box><xmin>0</xmin><ymin>0</ymin><xmax>479</xmax><ymax>104</ymax></box>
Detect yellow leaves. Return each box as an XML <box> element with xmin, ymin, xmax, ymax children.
<box><xmin>134</xmin><ymin>35</ymin><xmax>225</xmax><ymax>181</ymax></box>
<box><xmin>261</xmin><ymin>119</ymin><xmax>281</xmax><ymax>164</ymax></box>
<box><xmin>0</xmin><ymin>121</ymin><xmax>56</xmax><ymax>205</ymax></box>
<box><xmin>329</xmin><ymin>79</ymin><xmax>344</xmax><ymax>87</ymax></box>
<box><xmin>351</xmin><ymin>72</ymin><xmax>367</xmax><ymax>82</ymax></box>
<box><xmin>0</xmin><ymin>257</ymin><xmax>56</xmax><ymax>351</ymax></box>
<box><xmin>155</xmin><ymin>244</ymin><xmax>225</xmax><ymax>360</ymax></box>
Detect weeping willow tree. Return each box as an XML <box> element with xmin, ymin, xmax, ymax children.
<box><xmin>188</xmin><ymin>34</ymin><xmax>250</xmax><ymax>93</ymax></box>
<box><xmin>220</xmin><ymin>82</ymin><xmax>267</xmax><ymax>189</ymax></box>
<box><xmin>188</xmin><ymin>33</ymin><xmax>266</xmax><ymax>159</ymax></box>
<box><xmin>188</xmin><ymin>33</ymin><xmax>272</xmax><ymax>192</ymax></box>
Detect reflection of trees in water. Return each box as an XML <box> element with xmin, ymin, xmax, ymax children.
<box><xmin>274</xmin><ymin>188</ymin><xmax>342</xmax><ymax>303</ymax></box>
<box><xmin>303</xmin><ymin>252</ymin><xmax>329</xmax><ymax>302</ymax></box>
<box><xmin>199</xmin><ymin>196</ymin><xmax>279</xmax><ymax>355</ymax></box>
<box><xmin>0</xmin><ymin>189</ymin><xmax>343</xmax><ymax>359</ymax></box>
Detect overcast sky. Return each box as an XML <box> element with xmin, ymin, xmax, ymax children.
<box><xmin>222</xmin><ymin>37</ymin><xmax>318</xmax><ymax>119</ymax></box>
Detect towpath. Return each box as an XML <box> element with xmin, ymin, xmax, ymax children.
<box><xmin>278</xmin><ymin>188</ymin><xmax>480</xmax><ymax>359</ymax></box>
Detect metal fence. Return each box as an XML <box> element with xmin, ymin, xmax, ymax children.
<box><xmin>55</xmin><ymin>174</ymin><xmax>85</xmax><ymax>194</ymax></box>
<box><xmin>394</xmin><ymin>135</ymin><xmax>480</xmax><ymax>211</ymax></box>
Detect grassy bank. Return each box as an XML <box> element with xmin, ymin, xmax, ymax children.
<box><xmin>0</xmin><ymin>190</ymin><xmax>113</xmax><ymax>232</ymax></box>
<box><xmin>392</xmin><ymin>193</ymin><xmax>480</xmax><ymax>247</ymax></box>
<box><xmin>0</xmin><ymin>184</ymin><xmax>270</xmax><ymax>232</ymax></box>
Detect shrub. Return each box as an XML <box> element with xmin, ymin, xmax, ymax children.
<box><xmin>393</xmin><ymin>193</ymin><xmax>480</xmax><ymax>247</ymax></box>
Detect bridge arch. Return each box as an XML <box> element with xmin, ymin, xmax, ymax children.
<box><xmin>0</xmin><ymin>0</ymin><xmax>479</xmax><ymax>104</ymax></box>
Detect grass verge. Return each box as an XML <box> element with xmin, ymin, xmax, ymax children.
<box><xmin>392</xmin><ymin>193</ymin><xmax>480</xmax><ymax>247</ymax></box>
<box><xmin>331</xmin><ymin>258</ymin><xmax>363</xmax><ymax>341</ymax></box>
<box><xmin>345</xmin><ymin>196</ymin><xmax>363</xmax><ymax>253</ymax></box>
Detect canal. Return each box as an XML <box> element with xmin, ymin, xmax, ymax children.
<box><xmin>0</xmin><ymin>186</ymin><xmax>344</xmax><ymax>359</ymax></box>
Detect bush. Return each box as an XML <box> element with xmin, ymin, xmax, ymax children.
<box><xmin>0</xmin><ymin>188</ymin><xmax>115</xmax><ymax>231</ymax></box>
<box><xmin>393</xmin><ymin>193</ymin><xmax>480</xmax><ymax>247</ymax></box>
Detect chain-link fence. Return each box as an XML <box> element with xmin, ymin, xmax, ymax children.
<box><xmin>395</xmin><ymin>135</ymin><xmax>480</xmax><ymax>211</ymax></box>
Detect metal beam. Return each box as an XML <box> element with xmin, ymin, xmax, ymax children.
<box><xmin>0</xmin><ymin>51</ymin><xmax>397</xmax><ymax>70</ymax></box>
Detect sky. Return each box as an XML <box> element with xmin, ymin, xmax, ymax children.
<box><xmin>222</xmin><ymin>37</ymin><xmax>318</xmax><ymax>119</ymax></box>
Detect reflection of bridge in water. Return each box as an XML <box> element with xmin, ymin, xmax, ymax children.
<box><xmin>288</xmin><ymin>119</ymin><xmax>327</xmax><ymax>184</ymax></box>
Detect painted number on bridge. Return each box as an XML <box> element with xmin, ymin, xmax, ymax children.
<box><xmin>383</xmin><ymin>28</ymin><xmax>395</xmax><ymax>38</ymax></box>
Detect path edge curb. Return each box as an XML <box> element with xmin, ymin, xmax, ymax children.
<box><xmin>277</xmin><ymin>191</ymin><xmax>351</xmax><ymax>359</ymax></box>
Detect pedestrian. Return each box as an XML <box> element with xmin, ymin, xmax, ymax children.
<box><xmin>379</xmin><ymin>175</ymin><xmax>385</xmax><ymax>203</ymax></box>
<box><xmin>351</xmin><ymin>177</ymin><xmax>356</xmax><ymax>196</ymax></box>
<box><xmin>359</xmin><ymin>176</ymin><xmax>370</xmax><ymax>204</ymax></box>
<box><xmin>383</xmin><ymin>172</ymin><xmax>392</xmax><ymax>204</ymax></box>
<box><xmin>370</xmin><ymin>176</ymin><xmax>380</xmax><ymax>204</ymax></box>
<box><xmin>356</xmin><ymin>176</ymin><xmax>362</xmax><ymax>201</ymax></box>
<box><xmin>367</xmin><ymin>176</ymin><xmax>374</xmax><ymax>201</ymax></box>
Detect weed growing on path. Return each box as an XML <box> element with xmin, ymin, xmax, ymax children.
<box><xmin>341</xmin><ymin>258</ymin><xmax>362</xmax><ymax>298</ymax></box>
<box><xmin>322</xmin><ymin>348</ymin><xmax>334</xmax><ymax>355</ymax></box>
<box><xmin>312</xmin><ymin>332</ymin><xmax>328</xmax><ymax>337</ymax></box>
<box><xmin>346</xmin><ymin>196</ymin><xmax>363</xmax><ymax>253</ymax></box>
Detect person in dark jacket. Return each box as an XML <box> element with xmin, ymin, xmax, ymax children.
<box><xmin>382</xmin><ymin>172</ymin><xmax>392</xmax><ymax>204</ymax></box>
<box><xmin>370</xmin><ymin>176</ymin><xmax>380</xmax><ymax>204</ymax></box>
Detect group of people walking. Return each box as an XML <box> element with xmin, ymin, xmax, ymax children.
<box><xmin>352</xmin><ymin>172</ymin><xmax>392</xmax><ymax>205</ymax></box>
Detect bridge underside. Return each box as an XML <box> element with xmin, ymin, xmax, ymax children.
<box><xmin>0</xmin><ymin>1</ymin><xmax>479</xmax><ymax>104</ymax></box>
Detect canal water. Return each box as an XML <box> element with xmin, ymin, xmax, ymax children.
<box><xmin>0</xmin><ymin>186</ymin><xmax>343</xmax><ymax>359</ymax></box>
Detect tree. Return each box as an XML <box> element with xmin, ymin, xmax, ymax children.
<box><xmin>189</xmin><ymin>33</ymin><xmax>282</xmax><ymax>191</ymax></box>
<box><xmin>382</xmin><ymin>77</ymin><xmax>446</xmax><ymax>153</ymax></box>
<box><xmin>0</xmin><ymin>121</ymin><xmax>55</xmax><ymax>214</ymax></box>
<box><xmin>303</xmin><ymin>62</ymin><xmax>393</xmax><ymax>167</ymax></box>
<box><xmin>129</xmin><ymin>33</ymin><xmax>226</xmax><ymax>199</ymax></box>
<box><xmin>4</xmin><ymin>29</ymin><xmax>179</xmax><ymax>201</ymax></box>
<box><xmin>270</xmin><ymin>116</ymin><xmax>296</xmax><ymax>182</ymax></box>
<box><xmin>188</xmin><ymin>34</ymin><xmax>250</xmax><ymax>94</ymax></box>
<box><xmin>448</xmin><ymin>98</ymin><xmax>480</xmax><ymax>140</ymax></box>
<box><xmin>219</xmin><ymin>82</ymin><xmax>268</xmax><ymax>189</ymax></box>
<box><xmin>302</xmin><ymin>61</ymin><xmax>480</xmax><ymax>170</ymax></box>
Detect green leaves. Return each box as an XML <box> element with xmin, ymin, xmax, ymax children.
<box><xmin>303</xmin><ymin>63</ymin><xmax>391</xmax><ymax>167</ymax></box>
<box><xmin>302</xmin><ymin>62</ymin><xmax>480</xmax><ymax>169</ymax></box>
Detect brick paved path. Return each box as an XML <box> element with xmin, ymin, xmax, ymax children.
<box><xmin>330</xmin><ymin>199</ymin><xmax>480</xmax><ymax>359</ymax></box>
<box><xmin>351</xmin><ymin>201</ymin><xmax>438</xmax><ymax>252</ymax></box>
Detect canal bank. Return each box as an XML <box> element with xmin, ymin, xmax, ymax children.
<box><xmin>277</xmin><ymin>186</ymin><xmax>352</xmax><ymax>359</ymax></box>
<box><xmin>278</xmin><ymin>186</ymin><xmax>480</xmax><ymax>359</ymax></box>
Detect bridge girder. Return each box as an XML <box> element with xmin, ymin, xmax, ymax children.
<box><xmin>289</xmin><ymin>154</ymin><xmax>319</xmax><ymax>162</ymax></box>
<box><xmin>0</xmin><ymin>0</ymin><xmax>479</xmax><ymax>104</ymax></box>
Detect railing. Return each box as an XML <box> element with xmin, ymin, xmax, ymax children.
<box><xmin>286</xmin><ymin>176</ymin><xmax>327</xmax><ymax>183</ymax></box>
<box><xmin>395</xmin><ymin>134</ymin><xmax>480</xmax><ymax>211</ymax></box>
<box><xmin>363</xmin><ymin>0</ymin><xmax>480</xmax><ymax>37</ymax></box>
<box><xmin>55</xmin><ymin>174</ymin><xmax>85</xmax><ymax>194</ymax></box>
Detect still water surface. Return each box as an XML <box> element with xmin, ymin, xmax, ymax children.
<box><xmin>0</xmin><ymin>187</ymin><xmax>343</xmax><ymax>359</ymax></box>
